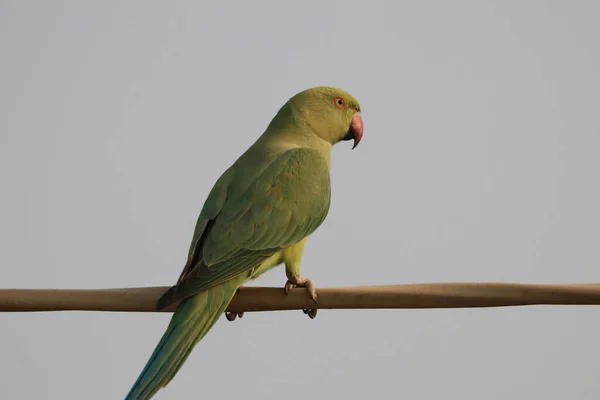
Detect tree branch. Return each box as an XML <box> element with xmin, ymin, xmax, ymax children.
<box><xmin>2</xmin><ymin>282</ymin><xmax>600</xmax><ymax>313</ymax></box>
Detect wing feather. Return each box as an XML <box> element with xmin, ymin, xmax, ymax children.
<box><xmin>160</xmin><ymin>147</ymin><xmax>331</xmax><ymax>307</ymax></box>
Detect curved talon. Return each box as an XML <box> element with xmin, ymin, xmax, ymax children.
<box><xmin>284</xmin><ymin>276</ymin><xmax>318</xmax><ymax>319</ymax></box>
<box><xmin>225</xmin><ymin>312</ymin><xmax>243</xmax><ymax>321</ymax></box>
<box><xmin>284</xmin><ymin>280</ymin><xmax>295</xmax><ymax>295</ymax></box>
<box><xmin>284</xmin><ymin>277</ymin><xmax>318</xmax><ymax>304</ymax></box>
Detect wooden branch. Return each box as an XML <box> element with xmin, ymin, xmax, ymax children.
<box><xmin>2</xmin><ymin>283</ymin><xmax>600</xmax><ymax>313</ymax></box>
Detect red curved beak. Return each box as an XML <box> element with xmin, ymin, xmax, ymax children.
<box><xmin>350</xmin><ymin>112</ymin><xmax>364</xmax><ymax>149</ymax></box>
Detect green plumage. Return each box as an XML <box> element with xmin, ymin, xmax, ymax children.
<box><xmin>124</xmin><ymin>86</ymin><xmax>362</xmax><ymax>399</ymax></box>
<box><xmin>125</xmin><ymin>278</ymin><xmax>243</xmax><ymax>400</ymax></box>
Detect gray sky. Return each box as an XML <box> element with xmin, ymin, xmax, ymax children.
<box><xmin>1</xmin><ymin>1</ymin><xmax>599</xmax><ymax>399</ymax></box>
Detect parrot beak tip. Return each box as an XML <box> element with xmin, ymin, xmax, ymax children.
<box><xmin>344</xmin><ymin>112</ymin><xmax>364</xmax><ymax>149</ymax></box>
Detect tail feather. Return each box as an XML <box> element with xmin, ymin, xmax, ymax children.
<box><xmin>161</xmin><ymin>299</ymin><xmax>225</xmax><ymax>388</ymax></box>
<box><xmin>124</xmin><ymin>281</ymin><xmax>240</xmax><ymax>400</ymax></box>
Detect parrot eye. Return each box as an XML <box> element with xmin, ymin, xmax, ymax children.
<box><xmin>334</xmin><ymin>96</ymin><xmax>347</xmax><ymax>109</ymax></box>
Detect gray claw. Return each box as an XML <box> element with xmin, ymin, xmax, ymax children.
<box><xmin>303</xmin><ymin>308</ymin><xmax>318</xmax><ymax>319</ymax></box>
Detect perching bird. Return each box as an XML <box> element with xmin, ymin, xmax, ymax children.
<box><xmin>124</xmin><ymin>86</ymin><xmax>364</xmax><ymax>399</ymax></box>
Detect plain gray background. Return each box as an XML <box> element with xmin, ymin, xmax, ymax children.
<box><xmin>1</xmin><ymin>1</ymin><xmax>599</xmax><ymax>399</ymax></box>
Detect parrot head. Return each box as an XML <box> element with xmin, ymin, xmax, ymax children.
<box><xmin>276</xmin><ymin>86</ymin><xmax>364</xmax><ymax>149</ymax></box>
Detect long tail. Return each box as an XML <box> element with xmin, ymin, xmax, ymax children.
<box><xmin>124</xmin><ymin>281</ymin><xmax>240</xmax><ymax>400</ymax></box>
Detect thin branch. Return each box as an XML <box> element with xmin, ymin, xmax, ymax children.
<box><xmin>2</xmin><ymin>283</ymin><xmax>600</xmax><ymax>313</ymax></box>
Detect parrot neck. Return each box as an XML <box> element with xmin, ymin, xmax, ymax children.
<box><xmin>260</xmin><ymin>132</ymin><xmax>332</xmax><ymax>170</ymax></box>
<box><xmin>262</xmin><ymin>105</ymin><xmax>333</xmax><ymax>169</ymax></box>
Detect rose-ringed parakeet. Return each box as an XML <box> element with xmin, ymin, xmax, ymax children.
<box><xmin>124</xmin><ymin>86</ymin><xmax>364</xmax><ymax>400</ymax></box>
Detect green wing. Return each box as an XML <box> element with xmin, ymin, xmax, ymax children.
<box><xmin>157</xmin><ymin>147</ymin><xmax>331</xmax><ymax>309</ymax></box>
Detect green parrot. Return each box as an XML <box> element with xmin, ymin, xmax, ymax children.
<box><xmin>124</xmin><ymin>86</ymin><xmax>364</xmax><ymax>399</ymax></box>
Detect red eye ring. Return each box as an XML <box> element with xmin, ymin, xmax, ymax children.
<box><xmin>334</xmin><ymin>96</ymin><xmax>347</xmax><ymax>109</ymax></box>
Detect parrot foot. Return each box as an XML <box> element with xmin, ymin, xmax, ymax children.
<box><xmin>225</xmin><ymin>312</ymin><xmax>244</xmax><ymax>321</ymax></box>
<box><xmin>225</xmin><ymin>286</ymin><xmax>246</xmax><ymax>321</ymax></box>
<box><xmin>302</xmin><ymin>308</ymin><xmax>318</xmax><ymax>319</ymax></box>
<box><xmin>284</xmin><ymin>275</ymin><xmax>318</xmax><ymax>319</ymax></box>
<box><xmin>284</xmin><ymin>276</ymin><xmax>318</xmax><ymax>302</ymax></box>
